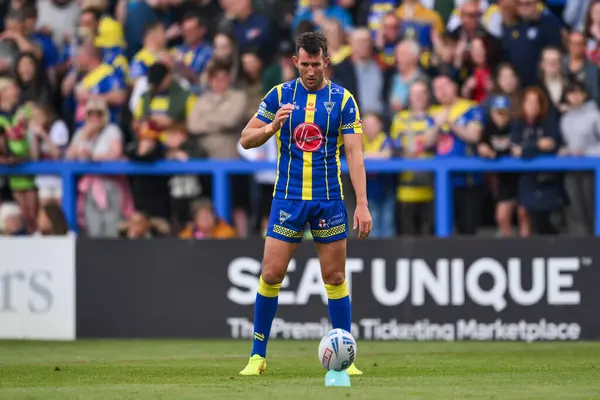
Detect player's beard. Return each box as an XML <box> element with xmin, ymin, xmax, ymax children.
<box><xmin>303</xmin><ymin>73</ymin><xmax>323</xmax><ymax>91</ymax></box>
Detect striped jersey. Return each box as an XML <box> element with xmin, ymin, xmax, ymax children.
<box><xmin>255</xmin><ymin>78</ymin><xmax>362</xmax><ymax>201</ymax></box>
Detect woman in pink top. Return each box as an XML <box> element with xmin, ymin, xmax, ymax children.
<box><xmin>66</xmin><ymin>98</ymin><xmax>133</xmax><ymax>237</ymax></box>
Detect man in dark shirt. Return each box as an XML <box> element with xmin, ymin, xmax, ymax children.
<box><xmin>219</xmin><ymin>0</ymin><xmax>273</xmax><ymax>64</ymax></box>
<box><xmin>502</xmin><ymin>0</ymin><xmax>563</xmax><ymax>86</ymax></box>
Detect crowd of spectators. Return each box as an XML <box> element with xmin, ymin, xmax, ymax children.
<box><xmin>0</xmin><ymin>0</ymin><xmax>597</xmax><ymax>239</ymax></box>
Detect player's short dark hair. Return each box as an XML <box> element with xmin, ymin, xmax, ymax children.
<box><xmin>295</xmin><ymin>32</ymin><xmax>328</xmax><ymax>58</ymax></box>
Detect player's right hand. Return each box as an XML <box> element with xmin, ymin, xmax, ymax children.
<box><xmin>272</xmin><ymin>104</ymin><xmax>295</xmax><ymax>131</ymax></box>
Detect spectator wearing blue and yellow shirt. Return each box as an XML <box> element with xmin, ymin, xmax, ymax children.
<box><xmin>367</xmin><ymin>0</ymin><xmax>400</xmax><ymax>40</ymax></box>
<box><xmin>67</xmin><ymin>41</ymin><xmax>126</xmax><ymax>129</ymax></box>
<box><xmin>130</xmin><ymin>21</ymin><xmax>167</xmax><ymax>84</ymax></box>
<box><xmin>374</xmin><ymin>11</ymin><xmax>401</xmax><ymax>69</ymax></box>
<box><xmin>61</xmin><ymin>8</ymin><xmax>129</xmax><ymax>82</ymax></box>
<box><xmin>134</xmin><ymin>62</ymin><xmax>196</xmax><ymax>139</ymax></box>
<box><xmin>395</xmin><ymin>0</ymin><xmax>445</xmax><ymax>51</ymax></box>
<box><xmin>390</xmin><ymin>79</ymin><xmax>435</xmax><ymax>236</ymax></box>
<box><xmin>362</xmin><ymin>112</ymin><xmax>395</xmax><ymax>238</ymax></box>
<box><xmin>94</xmin><ymin>14</ymin><xmax>129</xmax><ymax>82</ymax></box>
<box><xmin>172</xmin><ymin>12</ymin><xmax>213</xmax><ymax>94</ymax></box>
<box><xmin>429</xmin><ymin>74</ymin><xmax>484</xmax><ymax>235</ymax></box>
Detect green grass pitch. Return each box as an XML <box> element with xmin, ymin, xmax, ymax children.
<box><xmin>1</xmin><ymin>340</ymin><xmax>599</xmax><ymax>399</ymax></box>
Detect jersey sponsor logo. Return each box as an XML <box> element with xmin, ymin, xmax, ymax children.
<box><xmin>293</xmin><ymin>122</ymin><xmax>324</xmax><ymax>152</ymax></box>
<box><xmin>437</xmin><ymin>133</ymin><xmax>455</xmax><ymax>155</ymax></box>
<box><xmin>323</xmin><ymin>101</ymin><xmax>335</xmax><ymax>115</ymax></box>
<box><xmin>279</xmin><ymin>210</ymin><xmax>291</xmax><ymax>224</ymax></box>
<box><xmin>305</xmin><ymin>102</ymin><xmax>316</xmax><ymax>112</ymax></box>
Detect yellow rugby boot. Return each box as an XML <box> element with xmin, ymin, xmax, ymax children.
<box><xmin>346</xmin><ymin>363</ymin><xmax>363</xmax><ymax>376</ymax></box>
<box><xmin>239</xmin><ymin>354</ymin><xmax>267</xmax><ymax>376</ymax></box>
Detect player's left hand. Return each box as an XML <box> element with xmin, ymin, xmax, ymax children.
<box><xmin>353</xmin><ymin>204</ymin><xmax>372</xmax><ymax>240</ymax></box>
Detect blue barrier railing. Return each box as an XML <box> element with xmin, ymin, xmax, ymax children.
<box><xmin>0</xmin><ymin>156</ymin><xmax>598</xmax><ymax>236</ymax></box>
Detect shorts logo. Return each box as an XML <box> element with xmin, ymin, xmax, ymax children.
<box><xmin>279</xmin><ymin>210</ymin><xmax>291</xmax><ymax>224</ymax></box>
<box><xmin>318</xmin><ymin>219</ymin><xmax>327</xmax><ymax>229</ymax></box>
<box><xmin>293</xmin><ymin>122</ymin><xmax>324</xmax><ymax>152</ymax></box>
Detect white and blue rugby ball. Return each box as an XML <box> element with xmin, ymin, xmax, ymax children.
<box><xmin>318</xmin><ymin>328</ymin><xmax>357</xmax><ymax>371</ymax></box>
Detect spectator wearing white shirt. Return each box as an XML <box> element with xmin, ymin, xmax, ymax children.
<box><xmin>29</xmin><ymin>102</ymin><xmax>69</xmax><ymax>206</ymax></box>
<box><xmin>559</xmin><ymin>81</ymin><xmax>600</xmax><ymax>235</ymax></box>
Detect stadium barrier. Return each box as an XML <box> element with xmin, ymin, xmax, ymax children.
<box><xmin>74</xmin><ymin>238</ymin><xmax>599</xmax><ymax>341</ymax></box>
<box><xmin>0</xmin><ymin>156</ymin><xmax>599</xmax><ymax>236</ymax></box>
<box><xmin>0</xmin><ymin>237</ymin><xmax>76</xmax><ymax>340</ymax></box>
<box><xmin>2</xmin><ymin>237</ymin><xmax>598</xmax><ymax>341</ymax></box>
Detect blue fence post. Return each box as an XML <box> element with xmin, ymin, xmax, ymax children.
<box><xmin>212</xmin><ymin>168</ymin><xmax>231</xmax><ymax>224</ymax></box>
<box><xmin>435</xmin><ymin>166</ymin><xmax>452</xmax><ymax>237</ymax></box>
<box><xmin>61</xmin><ymin>169</ymin><xmax>78</xmax><ymax>232</ymax></box>
<box><xmin>595</xmin><ymin>165</ymin><xmax>600</xmax><ymax>236</ymax></box>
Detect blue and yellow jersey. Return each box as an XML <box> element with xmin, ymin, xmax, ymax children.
<box><xmin>396</xmin><ymin>3</ymin><xmax>445</xmax><ymax>42</ymax></box>
<box><xmin>103</xmin><ymin>47</ymin><xmax>129</xmax><ymax>82</ymax></box>
<box><xmin>172</xmin><ymin>43</ymin><xmax>213</xmax><ymax>75</ymax></box>
<box><xmin>367</xmin><ymin>0</ymin><xmax>399</xmax><ymax>38</ymax></box>
<box><xmin>256</xmin><ymin>78</ymin><xmax>362</xmax><ymax>201</ymax></box>
<box><xmin>130</xmin><ymin>48</ymin><xmax>158</xmax><ymax>82</ymax></box>
<box><xmin>133</xmin><ymin>89</ymin><xmax>196</xmax><ymax>142</ymax></box>
<box><xmin>430</xmin><ymin>99</ymin><xmax>483</xmax><ymax>187</ymax></box>
<box><xmin>377</xmin><ymin>41</ymin><xmax>397</xmax><ymax>68</ymax></box>
<box><xmin>75</xmin><ymin>63</ymin><xmax>126</xmax><ymax>127</ymax></box>
<box><xmin>296</xmin><ymin>0</ymin><xmax>341</xmax><ymax>12</ymax></box>
<box><xmin>390</xmin><ymin>111</ymin><xmax>435</xmax><ymax>153</ymax></box>
<box><xmin>133</xmin><ymin>91</ymin><xmax>196</xmax><ymax>120</ymax></box>
<box><xmin>390</xmin><ymin>110</ymin><xmax>435</xmax><ymax>202</ymax></box>
<box><xmin>363</xmin><ymin>131</ymin><xmax>394</xmax><ymax>201</ymax></box>
<box><xmin>362</xmin><ymin>131</ymin><xmax>390</xmax><ymax>154</ymax></box>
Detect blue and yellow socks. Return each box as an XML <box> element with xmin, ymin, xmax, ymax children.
<box><xmin>251</xmin><ymin>276</ymin><xmax>281</xmax><ymax>357</ymax></box>
<box><xmin>251</xmin><ymin>278</ymin><xmax>351</xmax><ymax>358</ymax></box>
<box><xmin>325</xmin><ymin>280</ymin><xmax>352</xmax><ymax>333</ymax></box>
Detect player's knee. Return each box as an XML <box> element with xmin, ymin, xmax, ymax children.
<box><xmin>322</xmin><ymin>271</ymin><xmax>345</xmax><ymax>286</ymax></box>
<box><xmin>261</xmin><ymin>267</ymin><xmax>286</xmax><ymax>285</ymax></box>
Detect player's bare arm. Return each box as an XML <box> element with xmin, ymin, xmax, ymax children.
<box><xmin>240</xmin><ymin>104</ymin><xmax>295</xmax><ymax>149</ymax></box>
<box><xmin>343</xmin><ymin>134</ymin><xmax>372</xmax><ymax>240</ymax></box>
